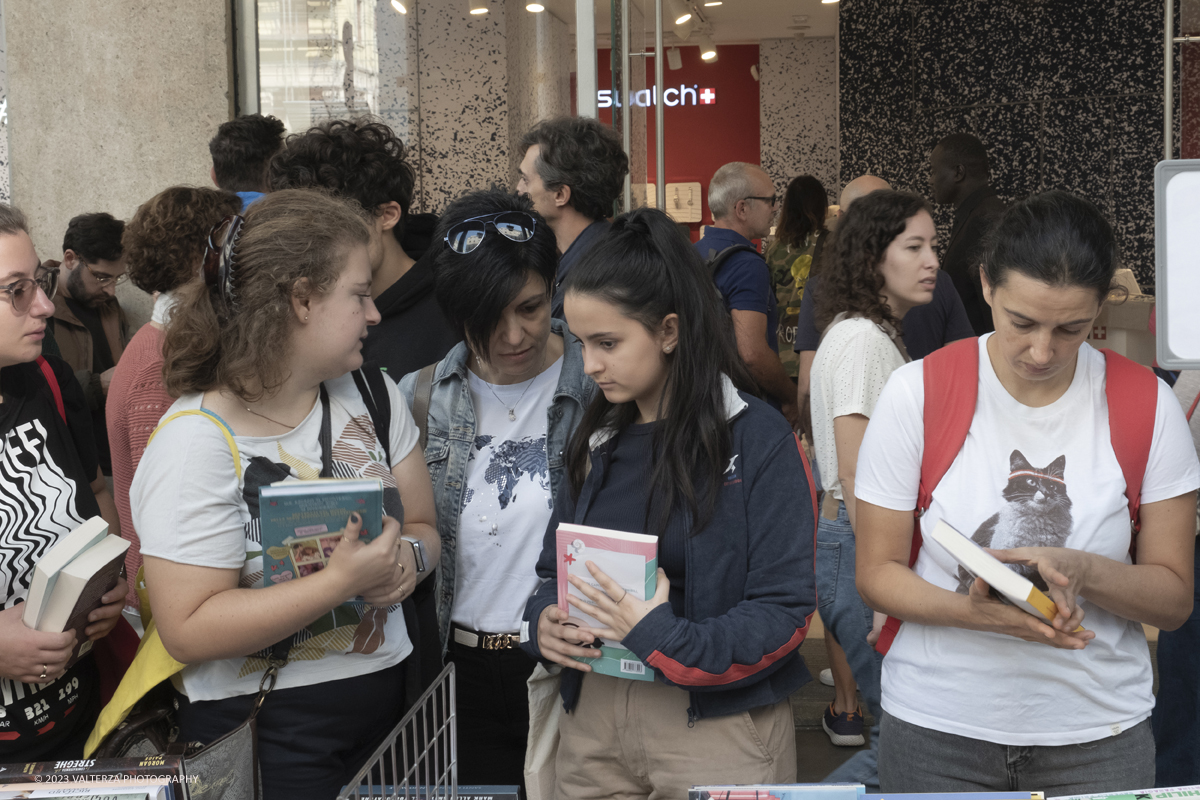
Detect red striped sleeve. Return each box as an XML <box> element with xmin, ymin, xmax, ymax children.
<box><xmin>644</xmin><ymin>614</ymin><xmax>812</xmax><ymax>687</ymax></box>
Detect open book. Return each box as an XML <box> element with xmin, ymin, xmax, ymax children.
<box><xmin>556</xmin><ymin>522</ymin><xmax>658</xmax><ymax>681</ymax></box>
<box><xmin>927</xmin><ymin>519</ymin><xmax>1084</xmax><ymax>632</ymax></box>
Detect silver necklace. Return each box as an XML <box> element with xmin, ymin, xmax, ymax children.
<box><xmin>480</xmin><ymin>349</ymin><xmax>547</xmax><ymax>422</ymax></box>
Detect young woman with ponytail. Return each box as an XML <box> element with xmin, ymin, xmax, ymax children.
<box><xmin>520</xmin><ymin>208</ymin><xmax>817</xmax><ymax>798</ymax></box>
<box><xmin>130</xmin><ymin>189</ymin><xmax>439</xmax><ymax>800</ymax></box>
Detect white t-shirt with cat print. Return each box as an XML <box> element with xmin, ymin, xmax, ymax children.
<box><xmin>855</xmin><ymin>335</ymin><xmax>1200</xmax><ymax>746</ymax></box>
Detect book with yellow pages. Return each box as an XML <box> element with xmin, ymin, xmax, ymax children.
<box><xmin>927</xmin><ymin>519</ymin><xmax>1084</xmax><ymax>631</ymax></box>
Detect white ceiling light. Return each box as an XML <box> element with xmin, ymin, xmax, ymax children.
<box><xmin>703</xmin><ymin>1</ymin><xmax>722</xmax><ymax>5</ymax></box>
<box><xmin>673</xmin><ymin>16</ymin><xmax>694</xmax><ymax>40</ymax></box>
<box><xmin>668</xmin><ymin>0</ymin><xmax>692</xmax><ymax>26</ymax></box>
<box><xmin>470</xmin><ymin>0</ymin><xmax>488</xmax><ymax>14</ymax></box>
<box><xmin>821</xmin><ymin>0</ymin><xmax>839</xmax><ymax>4</ymax></box>
<box><xmin>699</xmin><ymin>33</ymin><xmax>717</xmax><ymax>61</ymax></box>
<box><xmin>526</xmin><ymin>1</ymin><xmax>545</xmax><ymax>9</ymax></box>
<box><xmin>667</xmin><ymin>47</ymin><xmax>683</xmax><ymax>70</ymax></box>
<box><xmin>390</xmin><ymin>0</ymin><xmax>406</xmax><ymax>12</ymax></box>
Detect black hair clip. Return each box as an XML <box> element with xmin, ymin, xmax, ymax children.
<box><xmin>202</xmin><ymin>214</ymin><xmax>245</xmax><ymax>309</ymax></box>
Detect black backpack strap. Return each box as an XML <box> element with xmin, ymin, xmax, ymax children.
<box><xmin>352</xmin><ymin>363</ymin><xmax>393</xmax><ymax>466</ymax></box>
<box><xmin>707</xmin><ymin>244</ymin><xmax>760</xmax><ymax>279</ymax></box>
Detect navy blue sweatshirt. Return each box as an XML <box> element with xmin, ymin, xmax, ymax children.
<box><xmin>521</xmin><ymin>380</ymin><xmax>817</xmax><ymax>721</ymax></box>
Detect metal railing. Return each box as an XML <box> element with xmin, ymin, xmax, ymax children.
<box><xmin>337</xmin><ymin>664</ymin><xmax>457</xmax><ymax>800</ymax></box>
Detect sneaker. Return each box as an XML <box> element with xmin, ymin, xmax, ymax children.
<box><xmin>819</xmin><ymin>668</ymin><xmax>834</xmax><ymax>687</ymax></box>
<box><xmin>822</xmin><ymin>702</ymin><xmax>866</xmax><ymax>747</ymax></box>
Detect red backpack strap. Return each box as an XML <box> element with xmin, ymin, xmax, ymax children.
<box><xmin>36</xmin><ymin>356</ymin><xmax>66</xmax><ymax>423</ymax></box>
<box><xmin>1102</xmin><ymin>350</ymin><xmax>1156</xmax><ymax>543</ymax></box>
<box><xmin>876</xmin><ymin>338</ymin><xmax>979</xmax><ymax>655</ymax></box>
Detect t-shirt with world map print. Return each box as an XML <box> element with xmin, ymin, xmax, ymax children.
<box><xmin>452</xmin><ymin>357</ymin><xmax>563</xmax><ymax>634</ymax></box>
<box><xmin>132</xmin><ymin>371</ymin><xmax>419</xmax><ymax>703</ymax></box>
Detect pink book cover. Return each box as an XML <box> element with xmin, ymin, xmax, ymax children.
<box><xmin>555</xmin><ymin>522</ymin><xmax>659</xmax><ymax>681</ymax></box>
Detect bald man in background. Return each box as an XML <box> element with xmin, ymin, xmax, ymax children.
<box><xmin>793</xmin><ymin>175</ymin><xmax>973</xmax><ymax>411</ymax></box>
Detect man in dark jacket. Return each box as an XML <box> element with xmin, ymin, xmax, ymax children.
<box><xmin>930</xmin><ymin>133</ymin><xmax>1007</xmax><ymax>335</ymax></box>
<box><xmin>268</xmin><ymin>118</ymin><xmax>460</xmax><ymax>378</ymax></box>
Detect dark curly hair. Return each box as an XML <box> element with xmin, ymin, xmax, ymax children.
<box><xmin>815</xmin><ymin>190</ymin><xmax>932</xmax><ymax>333</ymax></box>
<box><xmin>208</xmin><ymin>114</ymin><xmax>286</xmax><ymax>193</ymax></box>
<box><xmin>775</xmin><ymin>175</ymin><xmax>829</xmax><ymax>250</ymax></box>
<box><xmin>268</xmin><ymin>116</ymin><xmax>416</xmax><ymax>244</ymax></box>
<box><xmin>981</xmin><ymin>190</ymin><xmax>1118</xmax><ymax>303</ymax></box>
<box><xmin>518</xmin><ymin>117</ymin><xmax>628</xmax><ymax>221</ymax></box>
<box><xmin>123</xmin><ymin>187</ymin><xmax>242</xmax><ymax>295</ymax></box>
<box><xmin>63</xmin><ymin>213</ymin><xmax>125</xmax><ymax>263</ymax></box>
<box><xmin>433</xmin><ymin>190</ymin><xmax>557</xmax><ymax>358</ymax></box>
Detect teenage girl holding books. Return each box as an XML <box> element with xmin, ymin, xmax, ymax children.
<box><xmin>521</xmin><ymin>208</ymin><xmax>817</xmax><ymax>799</ymax></box>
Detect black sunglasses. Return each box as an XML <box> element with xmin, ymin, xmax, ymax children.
<box><xmin>444</xmin><ymin>212</ymin><xmax>537</xmax><ymax>254</ymax></box>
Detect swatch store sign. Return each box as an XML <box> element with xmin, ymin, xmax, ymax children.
<box><xmin>597</xmin><ymin>85</ymin><xmax>716</xmax><ymax>108</ymax></box>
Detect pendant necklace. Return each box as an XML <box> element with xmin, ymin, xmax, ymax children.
<box><xmin>482</xmin><ymin>349</ymin><xmax>547</xmax><ymax>422</ymax></box>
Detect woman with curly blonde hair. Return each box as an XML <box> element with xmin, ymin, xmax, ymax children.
<box><xmin>808</xmin><ymin>189</ymin><xmax>938</xmax><ymax>788</ymax></box>
<box><xmin>107</xmin><ymin>186</ymin><xmax>241</xmax><ymax>609</ymax></box>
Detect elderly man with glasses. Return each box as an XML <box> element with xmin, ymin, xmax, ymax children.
<box><xmin>45</xmin><ymin>211</ymin><xmax>130</xmax><ymax>475</ymax></box>
<box><xmin>695</xmin><ymin>162</ymin><xmax>797</xmax><ymax>426</ymax></box>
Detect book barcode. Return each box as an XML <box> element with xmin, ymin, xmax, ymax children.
<box><xmin>620</xmin><ymin>659</ymin><xmax>646</xmax><ymax>675</ymax></box>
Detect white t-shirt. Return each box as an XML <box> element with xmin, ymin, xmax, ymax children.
<box><xmin>810</xmin><ymin>317</ymin><xmax>907</xmax><ymax>501</ymax></box>
<box><xmin>856</xmin><ymin>335</ymin><xmax>1200</xmax><ymax>745</ymax></box>
<box><xmin>132</xmin><ymin>372</ymin><xmax>420</xmax><ymax>702</ymax></box>
<box><xmin>452</xmin><ymin>357</ymin><xmax>563</xmax><ymax>633</ymax></box>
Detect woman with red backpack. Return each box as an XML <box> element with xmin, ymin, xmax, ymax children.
<box><xmin>855</xmin><ymin>190</ymin><xmax>1199</xmax><ymax>794</ymax></box>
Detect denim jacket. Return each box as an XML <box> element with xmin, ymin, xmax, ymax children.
<box><xmin>397</xmin><ymin>318</ymin><xmax>596</xmax><ymax>654</ymax></box>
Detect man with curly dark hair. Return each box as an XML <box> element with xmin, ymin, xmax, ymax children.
<box><xmin>208</xmin><ymin>114</ymin><xmax>286</xmax><ymax>210</ymax></box>
<box><xmin>268</xmin><ymin>116</ymin><xmax>459</xmax><ymax>379</ymax></box>
<box><xmin>517</xmin><ymin>117</ymin><xmax>629</xmax><ymax>320</ymax></box>
<box><xmin>45</xmin><ymin>212</ymin><xmax>130</xmax><ymax>475</ymax></box>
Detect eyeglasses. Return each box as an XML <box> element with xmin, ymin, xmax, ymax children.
<box><xmin>444</xmin><ymin>212</ymin><xmax>538</xmax><ymax>254</ymax></box>
<box><xmin>743</xmin><ymin>195</ymin><xmax>778</xmax><ymax>208</ymax></box>
<box><xmin>1</xmin><ymin>267</ymin><xmax>59</xmax><ymax>314</ymax></box>
<box><xmin>82</xmin><ymin>260</ymin><xmax>128</xmax><ymax>286</ymax></box>
<box><xmin>203</xmin><ymin>214</ymin><xmax>246</xmax><ymax>307</ymax></box>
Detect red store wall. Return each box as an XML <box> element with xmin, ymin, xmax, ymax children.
<box><xmin>597</xmin><ymin>44</ymin><xmax>761</xmax><ymax>239</ymax></box>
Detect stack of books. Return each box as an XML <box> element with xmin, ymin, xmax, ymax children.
<box><xmin>0</xmin><ymin>755</ymin><xmax>190</xmax><ymax>799</ymax></box>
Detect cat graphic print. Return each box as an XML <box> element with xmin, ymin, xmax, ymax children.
<box><xmin>955</xmin><ymin>449</ymin><xmax>1073</xmax><ymax>593</ymax></box>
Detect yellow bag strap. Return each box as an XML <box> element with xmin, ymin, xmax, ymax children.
<box><xmin>85</xmin><ymin>409</ymin><xmax>242</xmax><ymax>757</ymax></box>
<box><xmin>84</xmin><ymin>620</ymin><xmax>186</xmax><ymax>757</ymax></box>
<box><xmin>147</xmin><ymin>408</ymin><xmax>242</xmax><ymax>480</ymax></box>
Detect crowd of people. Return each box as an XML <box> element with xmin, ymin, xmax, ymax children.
<box><xmin>0</xmin><ymin>112</ymin><xmax>1197</xmax><ymax>800</ymax></box>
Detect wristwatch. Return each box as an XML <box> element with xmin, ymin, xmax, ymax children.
<box><xmin>401</xmin><ymin>536</ymin><xmax>427</xmax><ymax>573</ymax></box>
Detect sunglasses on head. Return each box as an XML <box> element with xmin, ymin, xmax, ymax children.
<box><xmin>0</xmin><ymin>267</ymin><xmax>58</xmax><ymax>315</ymax></box>
<box><xmin>444</xmin><ymin>212</ymin><xmax>537</xmax><ymax>255</ymax></box>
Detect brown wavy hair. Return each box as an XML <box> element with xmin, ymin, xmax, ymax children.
<box><xmin>815</xmin><ymin>190</ymin><xmax>932</xmax><ymax>333</ymax></box>
<box><xmin>162</xmin><ymin>189</ymin><xmax>371</xmax><ymax>401</ymax></box>
<box><xmin>124</xmin><ymin>187</ymin><xmax>242</xmax><ymax>294</ymax></box>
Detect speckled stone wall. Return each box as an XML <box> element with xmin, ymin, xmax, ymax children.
<box><xmin>0</xmin><ymin>1</ymin><xmax>10</xmax><ymax>205</ymax></box>
<box><xmin>760</xmin><ymin>37</ymin><xmax>837</xmax><ymax>205</ymax></box>
<box><xmin>840</xmin><ymin>0</ymin><xmax>1176</xmax><ymax>287</ymax></box>
<box><xmin>506</xmin><ymin>1</ymin><xmax>572</xmax><ymax>184</ymax></box>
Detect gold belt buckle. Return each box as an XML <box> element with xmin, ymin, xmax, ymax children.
<box><xmin>482</xmin><ymin>633</ymin><xmax>518</xmax><ymax>650</ymax></box>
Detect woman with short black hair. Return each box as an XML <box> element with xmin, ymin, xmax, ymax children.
<box><xmin>856</xmin><ymin>190</ymin><xmax>1200</xmax><ymax>793</ymax></box>
<box><xmin>397</xmin><ymin>189</ymin><xmax>595</xmax><ymax>790</ymax></box>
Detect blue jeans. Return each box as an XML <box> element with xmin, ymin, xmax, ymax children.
<box><xmin>816</xmin><ymin>500</ymin><xmax>883</xmax><ymax>791</ymax></box>
<box><xmin>879</xmin><ymin>712</ymin><xmax>1155</xmax><ymax>796</ymax></box>
<box><xmin>1151</xmin><ymin>546</ymin><xmax>1200</xmax><ymax>786</ymax></box>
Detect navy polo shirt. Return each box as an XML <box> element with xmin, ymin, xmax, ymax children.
<box><xmin>552</xmin><ymin>219</ymin><xmax>610</xmax><ymax>321</ymax></box>
<box><xmin>694</xmin><ymin>227</ymin><xmax>778</xmax><ymax>353</ymax></box>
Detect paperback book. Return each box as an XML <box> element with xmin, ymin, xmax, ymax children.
<box><xmin>22</xmin><ymin>525</ymin><xmax>129</xmax><ymax>668</ymax></box>
<box><xmin>0</xmin><ymin>756</ymin><xmax>186</xmax><ymax>786</ymax></box>
<box><xmin>862</xmin><ymin>794</ymin><xmax>1043</xmax><ymax>800</ymax></box>
<box><xmin>21</xmin><ymin>517</ymin><xmax>110</xmax><ymax>629</ymax></box>
<box><xmin>1052</xmin><ymin>785</ymin><xmax>1200</xmax><ymax>800</ymax></box>
<box><xmin>556</xmin><ymin>522</ymin><xmax>659</xmax><ymax>681</ymax></box>
<box><xmin>351</xmin><ymin>786</ymin><xmax>520</xmax><ymax>800</ymax></box>
<box><xmin>927</xmin><ymin>520</ymin><xmax>1084</xmax><ymax>631</ymax></box>
<box><xmin>691</xmin><ymin>783</ymin><xmax>866</xmax><ymax>800</ymax></box>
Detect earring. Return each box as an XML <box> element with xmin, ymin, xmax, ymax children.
<box><xmin>664</xmin><ymin>345</ymin><xmax>674</xmax><ymax>353</ymax></box>
<box><xmin>305</xmin><ymin>314</ymin><xmax>309</xmax><ymax>322</ymax></box>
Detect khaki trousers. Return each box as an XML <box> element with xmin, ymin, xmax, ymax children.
<box><xmin>555</xmin><ymin>673</ymin><xmax>796</xmax><ymax>800</ymax></box>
